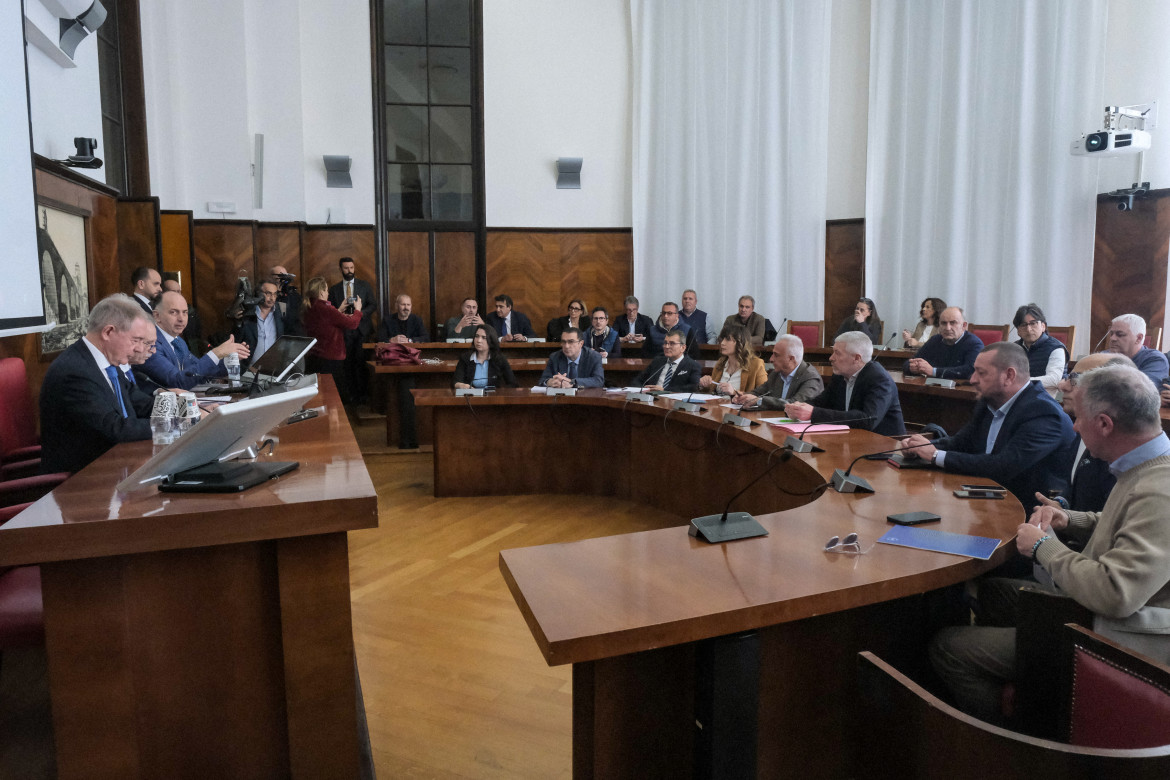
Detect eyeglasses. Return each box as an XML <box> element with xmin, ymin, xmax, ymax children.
<box><xmin>592</xmin><ymin>315</ymin><xmax>607</xmax><ymax>321</ymax></box>
<box><xmin>664</xmin><ymin>341</ymin><xmax>684</xmax><ymax>348</ymax></box>
<box><xmin>1018</xmin><ymin>320</ymin><xmax>1044</xmax><ymax>329</ymax></box>
<box><xmin>1062</xmin><ymin>370</ymin><xmax>1081</xmax><ymax>386</ymax></box>
<box><xmin>569</xmin><ymin>306</ymin><xmax>584</xmax><ymax>312</ymax></box>
<box><xmin>824</xmin><ymin>533</ymin><xmax>871</xmax><ymax>555</ymax></box>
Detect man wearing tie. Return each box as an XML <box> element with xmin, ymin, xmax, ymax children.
<box><xmin>539</xmin><ymin>328</ymin><xmax>604</xmax><ymax>388</ymax></box>
<box><xmin>633</xmin><ymin>330</ymin><xmax>702</xmax><ymax>392</ymax></box>
<box><xmin>484</xmin><ymin>294</ymin><xmax>537</xmax><ymax>342</ymax></box>
<box><xmin>39</xmin><ymin>294</ymin><xmax>158</xmax><ymax>474</ymax></box>
<box><xmin>137</xmin><ymin>291</ymin><xmax>250</xmax><ymax>390</ymax></box>
<box><xmin>327</xmin><ymin>257</ymin><xmax>377</xmax><ymax>404</ymax></box>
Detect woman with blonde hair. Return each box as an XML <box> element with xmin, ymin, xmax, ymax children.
<box><xmin>699</xmin><ymin>324</ymin><xmax>767</xmax><ymax>395</ymax></box>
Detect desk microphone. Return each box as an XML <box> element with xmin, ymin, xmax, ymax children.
<box><xmin>829</xmin><ymin>437</ymin><xmax>940</xmax><ymax>494</ymax></box>
<box><xmin>1093</xmin><ymin>331</ymin><xmax>1110</xmax><ymax>352</ymax></box>
<box><xmin>689</xmin><ymin>449</ymin><xmax>793</xmax><ymax>543</ymax></box>
<box><xmin>784</xmin><ymin>414</ymin><xmax>875</xmax><ymax>454</ymax></box>
<box><xmin>875</xmin><ymin>332</ymin><xmax>899</xmax><ymax>352</ymax></box>
<box><xmin>673</xmin><ymin>390</ymin><xmax>708</xmax><ymax>414</ymax></box>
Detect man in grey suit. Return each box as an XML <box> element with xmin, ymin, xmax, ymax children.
<box><xmin>733</xmin><ymin>334</ymin><xmax>824</xmax><ymax>409</ymax></box>
<box><xmin>539</xmin><ymin>328</ymin><xmax>604</xmax><ymax>388</ymax></box>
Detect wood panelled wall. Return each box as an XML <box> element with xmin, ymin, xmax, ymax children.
<box><xmin>825</xmin><ymin>219</ymin><xmax>865</xmax><ymax>339</ymax></box>
<box><xmin>1090</xmin><ymin>190</ymin><xmax>1170</xmax><ymax>350</ymax></box>
<box><xmin>486</xmin><ymin>231</ymin><xmax>633</xmax><ymax>337</ymax></box>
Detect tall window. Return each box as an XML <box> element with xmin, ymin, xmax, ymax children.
<box><xmin>381</xmin><ymin>0</ymin><xmax>480</xmax><ymax>223</ymax></box>
<box><xmin>95</xmin><ymin>0</ymin><xmax>127</xmax><ymax>194</ymax></box>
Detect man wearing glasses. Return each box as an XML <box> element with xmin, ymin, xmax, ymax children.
<box><xmin>644</xmin><ymin>302</ymin><xmax>699</xmax><ymax>359</ymax></box>
<box><xmin>233</xmin><ymin>280</ymin><xmax>284</xmax><ymax>366</ymax></box>
<box><xmin>539</xmin><ymin>328</ymin><xmax>604</xmax><ymax>389</ymax></box>
<box><xmin>633</xmin><ymin>330</ymin><xmax>702</xmax><ymax>392</ymax></box>
<box><xmin>1011</xmin><ymin>303</ymin><xmax>1065</xmax><ymax>396</ymax></box>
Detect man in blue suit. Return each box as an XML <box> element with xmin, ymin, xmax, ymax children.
<box><xmin>485</xmin><ymin>294</ymin><xmax>537</xmax><ymax>342</ymax></box>
<box><xmin>539</xmin><ymin>328</ymin><xmax>604</xmax><ymax>388</ymax></box>
<box><xmin>40</xmin><ymin>294</ymin><xmax>157</xmax><ymax>474</ymax></box>
<box><xmin>897</xmin><ymin>341</ymin><xmax>1075</xmax><ymax>510</ymax></box>
<box><xmin>137</xmin><ymin>291</ymin><xmax>250</xmax><ymax>390</ymax></box>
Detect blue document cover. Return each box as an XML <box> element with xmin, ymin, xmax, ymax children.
<box><xmin>877</xmin><ymin>526</ymin><xmax>1002</xmax><ymax>560</ymax></box>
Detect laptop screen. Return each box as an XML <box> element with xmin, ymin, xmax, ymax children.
<box><xmin>247</xmin><ymin>335</ymin><xmax>316</xmax><ymax>381</ymax></box>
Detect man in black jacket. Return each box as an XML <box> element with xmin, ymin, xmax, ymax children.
<box><xmin>785</xmin><ymin>331</ymin><xmax>905</xmax><ymax>436</ymax></box>
<box><xmin>327</xmin><ymin>257</ymin><xmax>376</xmax><ymax>404</ymax></box>
<box><xmin>633</xmin><ymin>330</ymin><xmax>702</xmax><ymax>392</ymax></box>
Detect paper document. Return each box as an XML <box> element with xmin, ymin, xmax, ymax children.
<box><xmin>659</xmin><ymin>392</ymin><xmax>721</xmax><ymax>401</ymax></box>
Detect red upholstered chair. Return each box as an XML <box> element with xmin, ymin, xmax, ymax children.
<box><xmin>0</xmin><ymin>500</ymin><xmax>45</xmax><ymax>678</ymax></box>
<box><xmin>1046</xmin><ymin>325</ymin><xmax>1076</xmax><ymax>357</ymax></box>
<box><xmin>0</xmin><ymin>357</ymin><xmax>42</xmax><ymax>467</ymax></box>
<box><xmin>1063</xmin><ymin>624</ymin><xmax>1170</xmax><ymax>749</ymax></box>
<box><xmin>969</xmin><ymin>323</ymin><xmax>1009</xmax><ymax>345</ymax></box>
<box><xmin>786</xmin><ymin>320</ymin><xmax>824</xmax><ymax>349</ymax></box>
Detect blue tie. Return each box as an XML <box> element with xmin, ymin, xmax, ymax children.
<box><xmin>500</xmin><ymin>318</ymin><xmax>508</xmax><ymax>336</ymax></box>
<box><xmin>105</xmin><ymin>365</ymin><xmax>127</xmax><ymax>418</ymax></box>
<box><xmin>123</xmin><ymin>368</ymin><xmax>136</xmax><ymax>385</ymax></box>
<box><xmin>171</xmin><ymin>336</ymin><xmax>189</xmax><ymax>369</ymax></box>
<box><xmin>568</xmin><ymin>360</ymin><xmax>578</xmax><ymax>381</ymax></box>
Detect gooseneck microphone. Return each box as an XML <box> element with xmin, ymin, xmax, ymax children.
<box><xmin>689</xmin><ymin>449</ymin><xmax>794</xmax><ymax>543</ymax></box>
<box><xmin>829</xmin><ymin>437</ymin><xmax>941</xmax><ymax>494</ymax></box>
<box><xmin>1093</xmin><ymin>331</ymin><xmax>1110</xmax><ymax>352</ymax></box>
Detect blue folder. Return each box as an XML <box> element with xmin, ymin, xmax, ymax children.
<box><xmin>877</xmin><ymin>525</ymin><xmax>1002</xmax><ymax>560</ymax></box>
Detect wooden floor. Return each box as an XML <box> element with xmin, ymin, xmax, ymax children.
<box><xmin>351</xmin><ymin>427</ymin><xmax>683</xmax><ymax>778</ymax></box>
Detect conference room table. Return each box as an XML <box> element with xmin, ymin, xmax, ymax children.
<box><xmin>413</xmin><ymin>388</ymin><xmax>1025</xmax><ymax>778</ymax></box>
<box><xmin>0</xmin><ymin>378</ymin><xmax>377</xmax><ymax>778</ymax></box>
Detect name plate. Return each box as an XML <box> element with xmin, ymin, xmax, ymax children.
<box><xmin>454</xmin><ymin>387</ymin><xmax>484</xmax><ymax>397</ymax></box>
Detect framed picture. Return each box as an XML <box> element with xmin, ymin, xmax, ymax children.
<box><xmin>37</xmin><ymin>201</ymin><xmax>92</xmax><ymax>356</ymax></box>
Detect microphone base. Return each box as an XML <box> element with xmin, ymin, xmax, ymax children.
<box><xmin>546</xmin><ymin>387</ymin><xmax>577</xmax><ymax>397</ymax></box>
<box><xmin>924</xmin><ymin>378</ymin><xmax>956</xmax><ymax>389</ymax></box>
<box><xmin>688</xmin><ymin>512</ymin><xmax>769</xmax><ymax>543</ymax></box>
<box><xmin>784</xmin><ymin>435</ymin><xmax>823</xmax><ymax>453</ymax></box>
<box><xmin>454</xmin><ymin>387</ymin><xmax>484</xmax><ymax>397</ymax></box>
<box><xmin>831</xmin><ymin>469</ymin><xmax>874</xmax><ymax>494</ymax></box>
<box><xmin>673</xmin><ymin>400</ymin><xmax>707</xmax><ymax>413</ymax></box>
<box><xmin>625</xmin><ymin>392</ymin><xmax>656</xmax><ymax>404</ymax></box>
<box><xmin>722</xmin><ymin>414</ymin><xmax>755</xmax><ymax>428</ymax></box>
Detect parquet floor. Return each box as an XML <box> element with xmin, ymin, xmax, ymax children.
<box><xmin>352</xmin><ymin>446</ymin><xmax>682</xmax><ymax>778</ymax></box>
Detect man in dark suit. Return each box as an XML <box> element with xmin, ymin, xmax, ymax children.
<box><xmin>785</xmin><ymin>331</ymin><xmax>905</xmax><ymax>436</ymax></box>
<box><xmin>40</xmin><ymin>294</ymin><xmax>157</xmax><ymax>474</ymax></box>
<box><xmin>614</xmin><ymin>296</ymin><xmax>654</xmax><ymax>355</ymax></box>
<box><xmin>328</xmin><ymin>257</ymin><xmax>376</xmax><ymax>404</ymax></box>
<box><xmin>539</xmin><ymin>328</ymin><xmax>604</xmax><ymax>388</ymax></box>
<box><xmin>129</xmin><ymin>266</ymin><xmax>161</xmax><ymax>314</ymax></box>
<box><xmin>734</xmin><ymin>334</ymin><xmax>824</xmax><ymax>409</ymax></box>
<box><xmin>904</xmin><ymin>306</ymin><xmax>983</xmax><ymax>380</ymax></box>
<box><xmin>897</xmin><ymin>341</ymin><xmax>1075</xmax><ymax>510</ymax></box>
<box><xmin>376</xmin><ymin>294</ymin><xmax>429</xmax><ymax>342</ymax></box>
<box><xmin>138</xmin><ymin>291</ymin><xmax>251</xmax><ymax>390</ymax></box>
<box><xmin>232</xmin><ymin>279</ymin><xmax>284</xmax><ymax>367</ymax></box>
<box><xmin>633</xmin><ymin>329</ymin><xmax>702</xmax><ymax>392</ymax></box>
<box><xmin>484</xmin><ymin>294</ymin><xmax>536</xmax><ymax>342</ymax></box>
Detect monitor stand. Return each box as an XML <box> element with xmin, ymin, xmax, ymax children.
<box><xmin>159</xmin><ymin>460</ymin><xmax>299</xmax><ymax>493</ymax></box>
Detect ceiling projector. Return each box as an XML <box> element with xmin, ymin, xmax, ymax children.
<box><xmin>1071</xmin><ymin>129</ymin><xmax>1152</xmax><ymax>157</ymax></box>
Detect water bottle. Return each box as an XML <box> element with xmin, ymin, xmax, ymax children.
<box><xmin>225</xmin><ymin>352</ymin><xmax>241</xmax><ymax>387</ymax></box>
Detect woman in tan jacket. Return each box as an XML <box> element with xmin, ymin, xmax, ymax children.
<box><xmin>700</xmin><ymin>324</ymin><xmax>767</xmax><ymax>395</ymax></box>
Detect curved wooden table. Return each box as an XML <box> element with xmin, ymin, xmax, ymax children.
<box><xmin>0</xmin><ymin>378</ymin><xmax>377</xmax><ymax>779</ymax></box>
<box><xmin>414</xmin><ymin>388</ymin><xmax>1024</xmax><ymax>778</ymax></box>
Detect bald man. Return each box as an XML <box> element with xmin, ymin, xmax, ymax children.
<box><xmin>904</xmin><ymin>306</ymin><xmax>984</xmax><ymax>380</ymax></box>
<box><xmin>137</xmin><ymin>290</ymin><xmax>250</xmax><ymax>390</ymax></box>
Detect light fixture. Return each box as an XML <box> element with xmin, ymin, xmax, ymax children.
<box><xmin>324</xmin><ymin>155</ymin><xmax>353</xmax><ymax>188</ymax></box>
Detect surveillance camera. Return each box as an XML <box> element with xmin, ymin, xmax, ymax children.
<box><xmin>1117</xmin><ymin>200</ymin><xmax>1131</xmax><ymax>211</ymax></box>
<box><xmin>1071</xmin><ymin>129</ymin><xmax>1152</xmax><ymax>158</ymax></box>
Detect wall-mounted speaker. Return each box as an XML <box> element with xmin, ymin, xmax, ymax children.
<box><xmin>556</xmin><ymin>157</ymin><xmax>582</xmax><ymax>189</ymax></box>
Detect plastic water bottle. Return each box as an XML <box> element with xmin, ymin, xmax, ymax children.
<box><xmin>225</xmin><ymin>352</ymin><xmax>241</xmax><ymax>387</ymax></box>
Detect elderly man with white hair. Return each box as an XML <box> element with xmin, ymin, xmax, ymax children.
<box><xmin>732</xmin><ymin>334</ymin><xmax>823</xmax><ymax>409</ymax></box>
<box><xmin>1107</xmin><ymin>312</ymin><xmax>1168</xmax><ymax>389</ymax></box>
<box><xmin>930</xmin><ymin>363</ymin><xmax>1170</xmax><ymax>724</ymax></box>
<box><xmin>784</xmin><ymin>331</ymin><xmax>905</xmax><ymax>436</ymax></box>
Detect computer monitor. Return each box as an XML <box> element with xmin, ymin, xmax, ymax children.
<box><xmin>116</xmin><ymin>384</ymin><xmax>319</xmax><ymax>492</ymax></box>
<box><xmin>245</xmin><ymin>335</ymin><xmax>316</xmax><ymax>382</ymax></box>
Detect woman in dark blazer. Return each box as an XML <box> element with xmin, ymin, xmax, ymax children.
<box><xmin>835</xmin><ymin>297</ymin><xmax>883</xmax><ymax>344</ymax></box>
<box><xmin>453</xmin><ymin>324</ymin><xmax>518</xmax><ymax>389</ymax></box>
<box><xmin>547</xmin><ymin>299</ymin><xmax>589</xmax><ymax>341</ymax></box>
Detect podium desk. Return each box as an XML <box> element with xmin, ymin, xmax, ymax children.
<box><xmin>415</xmin><ymin>389</ymin><xmax>1023</xmax><ymax>777</ymax></box>
<box><xmin>0</xmin><ymin>378</ymin><xmax>377</xmax><ymax>779</ymax></box>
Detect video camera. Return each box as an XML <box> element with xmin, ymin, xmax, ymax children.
<box><xmin>225</xmin><ymin>276</ymin><xmax>264</xmax><ymax>325</ymax></box>
<box><xmin>273</xmin><ymin>272</ymin><xmax>298</xmax><ymax>302</ymax></box>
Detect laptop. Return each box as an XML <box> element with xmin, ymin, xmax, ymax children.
<box><xmin>194</xmin><ymin>335</ymin><xmax>316</xmax><ymax>393</ymax></box>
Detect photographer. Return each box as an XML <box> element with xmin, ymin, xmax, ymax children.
<box><xmin>269</xmin><ymin>265</ymin><xmax>304</xmax><ymax>336</ymax></box>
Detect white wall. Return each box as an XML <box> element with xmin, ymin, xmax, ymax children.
<box><xmin>24</xmin><ymin>0</ymin><xmax>105</xmax><ymax>185</ymax></box>
<box><xmin>825</xmin><ymin>0</ymin><xmax>869</xmax><ymax>220</ymax></box>
<box><xmin>1098</xmin><ymin>0</ymin><xmax>1170</xmax><ymax>196</ymax></box>
<box><xmin>140</xmin><ymin>0</ymin><xmax>373</xmax><ymax>222</ymax></box>
<box><xmin>483</xmin><ymin>0</ymin><xmax>631</xmax><ymax>227</ymax></box>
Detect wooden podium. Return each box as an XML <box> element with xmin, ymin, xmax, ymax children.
<box><xmin>0</xmin><ymin>379</ymin><xmax>377</xmax><ymax>778</ymax></box>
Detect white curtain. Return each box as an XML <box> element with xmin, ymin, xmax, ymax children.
<box><xmin>630</xmin><ymin>0</ymin><xmax>832</xmax><ymax>329</ymax></box>
<box><xmin>866</xmin><ymin>0</ymin><xmax>1106</xmax><ymax>349</ymax></box>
